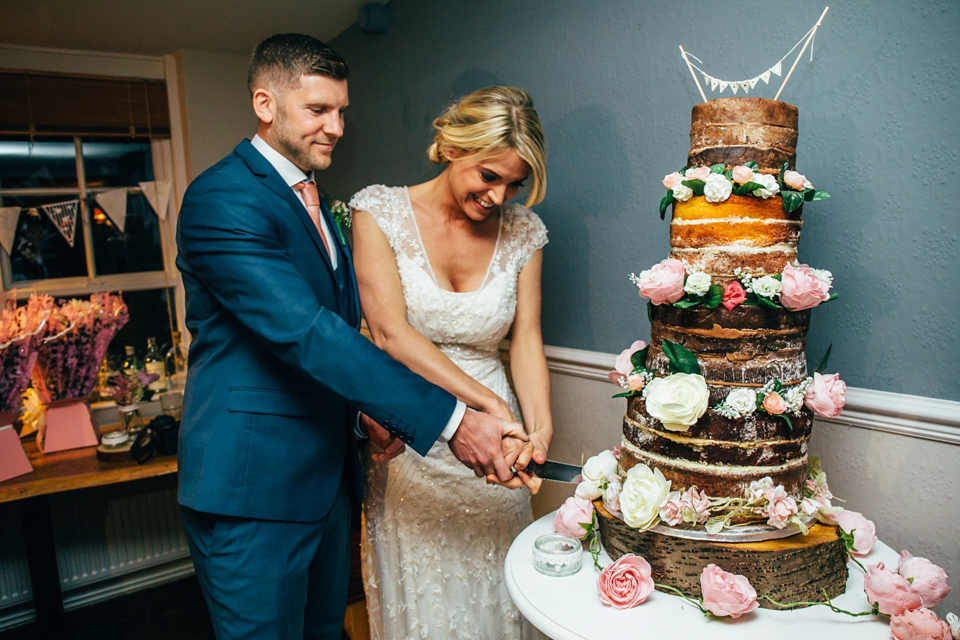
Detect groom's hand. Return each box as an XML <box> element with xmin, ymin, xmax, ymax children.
<box><xmin>449</xmin><ymin>409</ymin><xmax>528</xmax><ymax>482</ymax></box>
<box><xmin>360</xmin><ymin>413</ymin><xmax>406</xmax><ymax>463</ymax></box>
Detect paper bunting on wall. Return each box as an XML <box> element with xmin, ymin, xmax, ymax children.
<box><xmin>40</xmin><ymin>200</ymin><xmax>80</xmax><ymax>248</ymax></box>
<box><xmin>0</xmin><ymin>206</ymin><xmax>20</xmax><ymax>255</ymax></box>
<box><xmin>95</xmin><ymin>188</ymin><xmax>129</xmax><ymax>233</ymax></box>
<box><xmin>139</xmin><ymin>180</ymin><xmax>172</xmax><ymax>220</ymax></box>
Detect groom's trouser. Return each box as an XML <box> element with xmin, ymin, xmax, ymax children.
<box><xmin>181</xmin><ymin>478</ymin><xmax>351</xmax><ymax>640</ymax></box>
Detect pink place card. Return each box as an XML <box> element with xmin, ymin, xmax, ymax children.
<box><xmin>0</xmin><ymin>424</ymin><xmax>32</xmax><ymax>482</ymax></box>
<box><xmin>39</xmin><ymin>398</ymin><xmax>99</xmax><ymax>453</ymax></box>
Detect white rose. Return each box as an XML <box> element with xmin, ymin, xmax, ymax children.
<box><xmin>810</xmin><ymin>268</ymin><xmax>833</xmax><ymax>287</ymax></box>
<box><xmin>724</xmin><ymin>388</ymin><xmax>757</xmax><ymax>417</ymax></box>
<box><xmin>683</xmin><ymin>272</ymin><xmax>711</xmax><ymax>296</ymax></box>
<box><xmin>671</xmin><ymin>181</ymin><xmax>693</xmax><ymax>202</ymax></box>
<box><xmin>751</xmin><ymin>173</ymin><xmax>780</xmax><ymax>199</ymax></box>
<box><xmin>581</xmin><ymin>450</ymin><xmax>619</xmax><ymax>487</ymax></box>
<box><xmin>602</xmin><ymin>477</ymin><xmax>623</xmax><ymax>514</ymax></box>
<box><xmin>575</xmin><ymin>480</ymin><xmax>602</xmax><ymax>500</ymax></box>
<box><xmin>784</xmin><ymin>386</ymin><xmax>805</xmax><ymax>412</ymax></box>
<box><xmin>620</xmin><ymin>464</ymin><xmax>671</xmax><ymax>530</ymax></box>
<box><xmin>703</xmin><ymin>173</ymin><xmax>733</xmax><ymax>203</ymax></box>
<box><xmin>643</xmin><ymin>373</ymin><xmax>710</xmax><ymax>431</ymax></box>
<box><xmin>944</xmin><ymin>612</ymin><xmax>959</xmax><ymax>640</ymax></box>
<box><xmin>751</xmin><ymin>275</ymin><xmax>782</xmax><ymax>298</ymax></box>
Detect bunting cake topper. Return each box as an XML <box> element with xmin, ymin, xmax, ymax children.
<box><xmin>679</xmin><ymin>6</ymin><xmax>829</xmax><ymax>102</ymax></box>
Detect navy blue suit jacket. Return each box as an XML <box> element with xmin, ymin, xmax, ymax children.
<box><xmin>175</xmin><ymin>139</ymin><xmax>456</xmax><ymax>522</ymax></box>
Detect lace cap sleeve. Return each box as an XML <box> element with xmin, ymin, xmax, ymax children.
<box><xmin>348</xmin><ymin>184</ymin><xmax>405</xmax><ymax>246</ymax></box>
<box><xmin>503</xmin><ymin>204</ymin><xmax>548</xmax><ymax>269</ymax></box>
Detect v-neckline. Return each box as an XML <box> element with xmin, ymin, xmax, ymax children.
<box><xmin>401</xmin><ymin>186</ymin><xmax>502</xmax><ymax>295</ymax></box>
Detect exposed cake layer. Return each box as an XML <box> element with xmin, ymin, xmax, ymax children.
<box><xmin>688</xmin><ymin>98</ymin><xmax>798</xmax><ymax>171</ymax></box>
<box><xmin>647</xmin><ymin>305</ymin><xmax>811</xmax><ymax>386</ymax></box>
<box><xmin>669</xmin><ymin>195</ymin><xmax>802</xmax><ymax>278</ymax></box>
<box><xmin>621</xmin><ymin>397</ymin><xmax>813</xmax><ymax>498</ymax></box>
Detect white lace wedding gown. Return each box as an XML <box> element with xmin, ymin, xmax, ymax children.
<box><xmin>350</xmin><ymin>185</ymin><xmax>547</xmax><ymax>640</ymax></box>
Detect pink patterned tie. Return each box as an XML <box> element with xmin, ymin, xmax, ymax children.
<box><xmin>293</xmin><ymin>180</ymin><xmax>332</xmax><ymax>259</ymax></box>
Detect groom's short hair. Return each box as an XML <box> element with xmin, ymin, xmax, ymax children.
<box><xmin>248</xmin><ymin>33</ymin><xmax>349</xmax><ymax>96</ymax></box>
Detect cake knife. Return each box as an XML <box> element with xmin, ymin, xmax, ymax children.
<box><xmin>521</xmin><ymin>460</ymin><xmax>582</xmax><ymax>483</ymax></box>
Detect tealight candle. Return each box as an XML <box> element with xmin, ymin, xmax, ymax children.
<box><xmin>533</xmin><ymin>533</ymin><xmax>583</xmax><ymax>577</ymax></box>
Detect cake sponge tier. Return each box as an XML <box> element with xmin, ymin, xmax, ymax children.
<box><xmin>688</xmin><ymin>97</ymin><xmax>799</xmax><ymax>171</ymax></box>
<box><xmin>669</xmin><ymin>195</ymin><xmax>803</xmax><ymax>279</ymax></box>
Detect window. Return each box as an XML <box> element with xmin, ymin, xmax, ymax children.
<box><xmin>0</xmin><ymin>72</ymin><xmax>181</xmax><ymax>368</ymax></box>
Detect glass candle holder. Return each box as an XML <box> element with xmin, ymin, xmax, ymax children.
<box><xmin>533</xmin><ymin>533</ymin><xmax>583</xmax><ymax>577</ymax></box>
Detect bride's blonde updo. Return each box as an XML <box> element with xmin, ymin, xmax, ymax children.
<box><xmin>428</xmin><ymin>86</ymin><xmax>547</xmax><ymax>207</ymax></box>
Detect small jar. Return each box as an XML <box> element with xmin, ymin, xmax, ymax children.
<box><xmin>533</xmin><ymin>533</ymin><xmax>583</xmax><ymax>577</ymax></box>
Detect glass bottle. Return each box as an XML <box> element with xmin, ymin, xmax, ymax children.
<box><xmin>144</xmin><ymin>337</ymin><xmax>167</xmax><ymax>392</ymax></box>
<box><xmin>121</xmin><ymin>345</ymin><xmax>142</xmax><ymax>376</ymax></box>
<box><xmin>165</xmin><ymin>331</ymin><xmax>187</xmax><ymax>389</ymax></box>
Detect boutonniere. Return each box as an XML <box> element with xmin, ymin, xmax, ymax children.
<box><xmin>318</xmin><ymin>188</ymin><xmax>351</xmax><ymax>246</ymax></box>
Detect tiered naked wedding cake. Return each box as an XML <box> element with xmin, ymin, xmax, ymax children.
<box><xmin>591</xmin><ymin>97</ymin><xmax>850</xmax><ymax>607</ymax></box>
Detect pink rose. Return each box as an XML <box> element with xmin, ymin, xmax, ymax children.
<box><xmin>780</xmin><ymin>263</ymin><xmax>831</xmax><ymax>311</ymax></box>
<box><xmin>684</xmin><ymin>166</ymin><xmax>711</xmax><ymax>181</ymax></box>
<box><xmin>783</xmin><ymin>170</ymin><xmax>808</xmax><ymax>191</ymax></box>
<box><xmin>898</xmin><ymin>551</ymin><xmax>951</xmax><ymax>607</ymax></box>
<box><xmin>626</xmin><ymin>374</ymin><xmax>647</xmax><ymax>392</ymax></box>
<box><xmin>597</xmin><ymin>553</ymin><xmax>654</xmax><ymax>609</ymax></box>
<box><xmin>637</xmin><ymin>259</ymin><xmax>686</xmax><ymax>305</ymax></box>
<box><xmin>804</xmin><ymin>372</ymin><xmax>847</xmax><ymax>418</ymax></box>
<box><xmin>762</xmin><ymin>392</ymin><xmax>787</xmax><ymax>415</ymax></box>
<box><xmin>603</xmin><ymin>480</ymin><xmax>622</xmax><ymax>515</ymax></box>
<box><xmin>699</xmin><ymin>564</ymin><xmax>759</xmax><ymax>618</ymax></box>
<box><xmin>662</xmin><ymin>171</ymin><xmax>683</xmax><ymax>190</ymax></box>
<box><xmin>682</xmin><ymin>486</ymin><xmax>711</xmax><ymax>524</ymax></box>
<box><xmin>763</xmin><ymin>485</ymin><xmax>798</xmax><ymax>529</ymax></box>
<box><xmin>890</xmin><ymin>608</ymin><xmax>953</xmax><ymax>640</ymax></box>
<box><xmin>835</xmin><ymin>509</ymin><xmax>877</xmax><ymax>555</ymax></box>
<box><xmin>553</xmin><ymin>496</ymin><xmax>595</xmax><ymax>540</ymax></box>
<box><xmin>609</xmin><ymin>340</ymin><xmax>648</xmax><ymax>384</ymax></box>
<box><xmin>721</xmin><ymin>280</ymin><xmax>747</xmax><ymax>311</ymax></box>
<box><xmin>659</xmin><ymin>491</ymin><xmax>684</xmax><ymax>526</ymax></box>
<box><xmin>731</xmin><ymin>165</ymin><xmax>755</xmax><ymax>184</ymax></box>
<box><xmin>865</xmin><ymin>562</ymin><xmax>924</xmax><ymax>616</ymax></box>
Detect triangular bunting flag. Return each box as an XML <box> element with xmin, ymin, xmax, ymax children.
<box><xmin>749</xmin><ymin>77</ymin><xmax>760</xmax><ymax>89</ymax></box>
<box><xmin>139</xmin><ymin>180</ymin><xmax>172</xmax><ymax>221</ymax></box>
<box><xmin>760</xmin><ymin>70</ymin><xmax>772</xmax><ymax>84</ymax></box>
<box><xmin>40</xmin><ymin>200</ymin><xmax>79</xmax><ymax>248</ymax></box>
<box><xmin>0</xmin><ymin>206</ymin><xmax>20</xmax><ymax>255</ymax></box>
<box><xmin>702</xmin><ymin>72</ymin><xmax>710</xmax><ymax>86</ymax></box>
<box><xmin>710</xmin><ymin>77</ymin><xmax>719</xmax><ymax>91</ymax></box>
<box><xmin>771</xmin><ymin>61</ymin><xmax>782</xmax><ymax>76</ymax></box>
<box><xmin>730</xmin><ymin>83</ymin><xmax>740</xmax><ymax>95</ymax></box>
<box><xmin>740</xmin><ymin>80</ymin><xmax>751</xmax><ymax>93</ymax></box>
<box><xmin>718</xmin><ymin>81</ymin><xmax>728</xmax><ymax>93</ymax></box>
<box><xmin>96</xmin><ymin>188</ymin><xmax>128</xmax><ymax>233</ymax></box>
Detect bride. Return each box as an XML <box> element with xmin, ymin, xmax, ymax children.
<box><xmin>350</xmin><ymin>86</ymin><xmax>552</xmax><ymax>639</ymax></box>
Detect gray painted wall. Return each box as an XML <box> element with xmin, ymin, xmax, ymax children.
<box><xmin>324</xmin><ymin>0</ymin><xmax>960</xmax><ymax>401</ymax></box>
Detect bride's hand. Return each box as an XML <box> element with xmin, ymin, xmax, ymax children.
<box><xmin>512</xmin><ymin>431</ymin><xmax>552</xmax><ymax>494</ymax></box>
<box><xmin>484</xmin><ymin>432</ymin><xmax>529</xmax><ymax>490</ymax></box>
<box><xmin>478</xmin><ymin>395</ymin><xmax>518</xmax><ymax>424</ymax></box>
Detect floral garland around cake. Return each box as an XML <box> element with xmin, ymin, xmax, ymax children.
<box><xmin>629</xmin><ymin>259</ymin><xmax>838</xmax><ymax>312</ymax></box>
<box><xmin>658</xmin><ymin>161</ymin><xmax>830</xmax><ymax>219</ymax></box>
<box><xmin>608</xmin><ymin>339</ymin><xmax>848</xmax><ymax>427</ymax></box>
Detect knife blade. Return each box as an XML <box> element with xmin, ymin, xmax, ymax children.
<box><xmin>522</xmin><ymin>460</ymin><xmax>582</xmax><ymax>483</ymax></box>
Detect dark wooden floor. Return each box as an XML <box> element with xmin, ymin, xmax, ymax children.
<box><xmin>0</xmin><ymin>576</ymin><xmax>216</xmax><ymax>640</ymax></box>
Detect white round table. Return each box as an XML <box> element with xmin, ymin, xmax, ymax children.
<box><xmin>505</xmin><ymin>512</ymin><xmax>898</xmax><ymax>640</ymax></box>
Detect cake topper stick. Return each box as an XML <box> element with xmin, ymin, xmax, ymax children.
<box><xmin>679</xmin><ymin>45</ymin><xmax>708</xmax><ymax>103</ymax></box>
<box><xmin>774</xmin><ymin>6</ymin><xmax>830</xmax><ymax>100</ymax></box>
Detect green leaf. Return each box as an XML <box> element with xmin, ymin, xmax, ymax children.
<box><xmin>756</xmin><ymin>295</ymin><xmax>781</xmax><ymax>309</ymax></box>
<box><xmin>646</xmin><ymin>302</ymin><xmax>654</xmax><ymax>323</ymax></box>
<box><xmin>612</xmin><ymin>391</ymin><xmax>635</xmax><ymax>398</ymax></box>
<box><xmin>661</xmin><ymin>339</ymin><xmax>701</xmax><ymax>375</ymax></box>
<box><xmin>780</xmin><ymin>414</ymin><xmax>793</xmax><ymax>430</ymax></box>
<box><xmin>821</xmin><ymin>292</ymin><xmax>839</xmax><ymax>305</ymax></box>
<box><xmin>660</xmin><ymin>193</ymin><xmax>673</xmax><ymax>220</ymax></box>
<box><xmin>703</xmin><ymin>284</ymin><xmax>725</xmax><ymax>308</ymax></box>
<box><xmin>631</xmin><ymin>347</ymin><xmax>649</xmax><ymax>370</ymax></box>
<box><xmin>812</xmin><ymin>190</ymin><xmax>830</xmax><ymax>201</ymax></box>
<box><xmin>782</xmin><ymin>191</ymin><xmax>804</xmax><ymax>213</ymax></box>
<box><xmin>740</xmin><ymin>181</ymin><xmax>765</xmax><ymax>192</ymax></box>
<box><xmin>710</xmin><ymin>163</ymin><xmax>726</xmax><ymax>174</ymax></box>
<box><xmin>772</xmin><ymin>379</ymin><xmax>783</xmax><ymax>392</ymax></box>
<box><xmin>723</xmin><ymin>168</ymin><xmax>733</xmax><ymax>179</ymax></box>
<box><xmin>802</xmin><ymin>187</ymin><xmax>817</xmax><ymax>202</ymax></box>
<box><xmin>814</xmin><ymin>343</ymin><xmax>833</xmax><ymax>374</ymax></box>
<box><xmin>745</xmin><ymin>161</ymin><xmax>759</xmax><ymax>170</ymax></box>
<box><xmin>673</xmin><ymin>298</ymin><xmax>700</xmax><ymax>308</ymax></box>
<box><xmin>742</xmin><ymin>292</ymin><xmax>760</xmax><ymax>306</ymax></box>
<box><xmin>682</xmin><ymin>179</ymin><xmax>705</xmax><ymax>196</ymax></box>
<box><xmin>808</xmin><ymin>454</ymin><xmax>823</xmax><ymax>477</ymax></box>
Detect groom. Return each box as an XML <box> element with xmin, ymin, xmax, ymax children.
<box><xmin>176</xmin><ymin>33</ymin><xmax>526</xmax><ymax>639</ymax></box>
